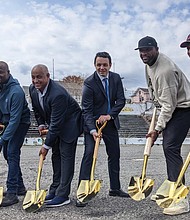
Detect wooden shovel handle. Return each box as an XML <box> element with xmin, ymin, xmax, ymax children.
<box><xmin>144</xmin><ymin>107</ymin><xmax>157</xmax><ymax>156</ymax></box>
<box><xmin>0</xmin><ymin>124</ymin><xmax>5</xmax><ymax>134</ymax></box>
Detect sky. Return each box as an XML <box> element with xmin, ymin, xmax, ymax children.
<box><xmin>0</xmin><ymin>0</ymin><xmax>190</xmax><ymax>91</ymax></box>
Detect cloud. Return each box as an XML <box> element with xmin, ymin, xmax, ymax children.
<box><xmin>0</xmin><ymin>0</ymin><xmax>189</xmax><ymax>90</ymax></box>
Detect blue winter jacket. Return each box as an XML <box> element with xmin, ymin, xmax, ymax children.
<box><xmin>0</xmin><ymin>75</ymin><xmax>30</xmax><ymax>145</ymax></box>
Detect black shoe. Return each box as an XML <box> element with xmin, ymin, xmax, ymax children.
<box><xmin>76</xmin><ymin>199</ymin><xmax>87</xmax><ymax>207</ymax></box>
<box><xmin>1</xmin><ymin>193</ymin><xmax>19</xmax><ymax>207</ymax></box>
<box><xmin>3</xmin><ymin>187</ymin><xmax>26</xmax><ymax>196</ymax></box>
<box><xmin>109</xmin><ymin>189</ymin><xmax>130</xmax><ymax>197</ymax></box>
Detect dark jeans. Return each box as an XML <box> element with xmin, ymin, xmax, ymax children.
<box><xmin>3</xmin><ymin>123</ymin><xmax>30</xmax><ymax>193</ymax></box>
<box><xmin>79</xmin><ymin>120</ymin><xmax>121</xmax><ymax>190</ymax></box>
<box><xmin>163</xmin><ymin>107</ymin><xmax>190</xmax><ymax>183</ymax></box>
<box><xmin>49</xmin><ymin>138</ymin><xmax>77</xmax><ymax>198</ymax></box>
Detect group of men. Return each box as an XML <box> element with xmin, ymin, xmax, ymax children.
<box><xmin>0</xmin><ymin>34</ymin><xmax>190</xmax><ymax>216</ymax></box>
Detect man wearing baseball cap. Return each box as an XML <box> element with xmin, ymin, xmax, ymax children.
<box><xmin>180</xmin><ymin>34</ymin><xmax>190</xmax><ymax>58</ymax></box>
<box><xmin>135</xmin><ymin>36</ymin><xmax>190</xmax><ymax>215</ymax></box>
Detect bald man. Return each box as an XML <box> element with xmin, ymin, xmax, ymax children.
<box><xmin>29</xmin><ymin>64</ymin><xmax>83</xmax><ymax>208</ymax></box>
<box><xmin>0</xmin><ymin>61</ymin><xmax>30</xmax><ymax>207</ymax></box>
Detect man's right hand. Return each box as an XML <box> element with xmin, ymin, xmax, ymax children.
<box><xmin>92</xmin><ymin>131</ymin><xmax>102</xmax><ymax>141</ymax></box>
<box><xmin>39</xmin><ymin>146</ymin><xmax>49</xmax><ymax>160</ymax></box>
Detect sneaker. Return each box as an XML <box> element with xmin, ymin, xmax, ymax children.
<box><xmin>45</xmin><ymin>196</ymin><xmax>70</xmax><ymax>208</ymax></box>
<box><xmin>109</xmin><ymin>189</ymin><xmax>130</xmax><ymax>197</ymax></box>
<box><xmin>163</xmin><ymin>197</ymin><xmax>189</xmax><ymax>215</ymax></box>
<box><xmin>0</xmin><ymin>193</ymin><xmax>19</xmax><ymax>207</ymax></box>
<box><xmin>44</xmin><ymin>193</ymin><xmax>55</xmax><ymax>202</ymax></box>
<box><xmin>3</xmin><ymin>187</ymin><xmax>26</xmax><ymax>196</ymax></box>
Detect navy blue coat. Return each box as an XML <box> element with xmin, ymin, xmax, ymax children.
<box><xmin>82</xmin><ymin>71</ymin><xmax>125</xmax><ymax>133</ymax></box>
<box><xmin>29</xmin><ymin>79</ymin><xmax>83</xmax><ymax>147</ymax></box>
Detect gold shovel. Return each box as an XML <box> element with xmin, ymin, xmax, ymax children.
<box><xmin>128</xmin><ymin>107</ymin><xmax>157</xmax><ymax>201</ymax></box>
<box><xmin>77</xmin><ymin>120</ymin><xmax>107</xmax><ymax>203</ymax></box>
<box><xmin>23</xmin><ymin>154</ymin><xmax>46</xmax><ymax>212</ymax></box>
<box><xmin>156</xmin><ymin>151</ymin><xmax>190</xmax><ymax>208</ymax></box>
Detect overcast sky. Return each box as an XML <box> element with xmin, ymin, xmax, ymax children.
<box><xmin>0</xmin><ymin>0</ymin><xmax>190</xmax><ymax>91</ymax></box>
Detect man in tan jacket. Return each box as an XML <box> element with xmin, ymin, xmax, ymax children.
<box><xmin>135</xmin><ymin>36</ymin><xmax>190</xmax><ymax>216</ymax></box>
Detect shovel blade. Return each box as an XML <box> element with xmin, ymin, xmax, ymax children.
<box><xmin>77</xmin><ymin>179</ymin><xmax>102</xmax><ymax>203</ymax></box>
<box><xmin>23</xmin><ymin>189</ymin><xmax>46</xmax><ymax>212</ymax></box>
<box><xmin>156</xmin><ymin>183</ymin><xmax>189</xmax><ymax>208</ymax></box>
<box><xmin>128</xmin><ymin>176</ymin><xmax>154</xmax><ymax>201</ymax></box>
<box><xmin>0</xmin><ymin>187</ymin><xmax>3</xmax><ymax>205</ymax></box>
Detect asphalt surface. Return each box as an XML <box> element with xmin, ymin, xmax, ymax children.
<box><xmin>0</xmin><ymin>142</ymin><xmax>190</xmax><ymax>220</ymax></box>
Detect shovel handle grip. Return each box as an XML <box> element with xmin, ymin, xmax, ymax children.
<box><xmin>144</xmin><ymin>107</ymin><xmax>157</xmax><ymax>156</ymax></box>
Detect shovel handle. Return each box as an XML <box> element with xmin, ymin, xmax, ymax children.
<box><xmin>175</xmin><ymin>151</ymin><xmax>190</xmax><ymax>188</ymax></box>
<box><xmin>144</xmin><ymin>107</ymin><xmax>157</xmax><ymax>156</ymax></box>
<box><xmin>93</xmin><ymin>120</ymin><xmax>107</xmax><ymax>158</ymax></box>
<box><xmin>36</xmin><ymin>155</ymin><xmax>44</xmax><ymax>191</ymax></box>
<box><xmin>89</xmin><ymin>121</ymin><xmax>107</xmax><ymax>181</ymax></box>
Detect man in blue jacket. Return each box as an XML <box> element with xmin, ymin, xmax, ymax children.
<box><xmin>0</xmin><ymin>61</ymin><xmax>30</xmax><ymax>207</ymax></box>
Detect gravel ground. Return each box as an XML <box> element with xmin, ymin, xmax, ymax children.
<box><xmin>0</xmin><ymin>142</ymin><xmax>190</xmax><ymax>220</ymax></box>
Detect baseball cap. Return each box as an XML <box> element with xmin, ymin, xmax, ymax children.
<box><xmin>135</xmin><ymin>36</ymin><xmax>158</xmax><ymax>50</ymax></box>
<box><xmin>180</xmin><ymin>34</ymin><xmax>190</xmax><ymax>48</ymax></box>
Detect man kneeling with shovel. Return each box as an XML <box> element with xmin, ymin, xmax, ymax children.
<box><xmin>76</xmin><ymin>52</ymin><xmax>129</xmax><ymax>207</ymax></box>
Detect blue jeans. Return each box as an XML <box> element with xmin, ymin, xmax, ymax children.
<box><xmin>3</xmin><ymin>123</ymin><xmax>30</xmax><ymax>193</ymax></box>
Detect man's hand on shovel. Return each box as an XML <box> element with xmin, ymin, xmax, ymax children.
<box><xmin>146</xmin><ymin>130</ymin><xmax>160</xmax><ymax>147</ymax></box>
<box><xmin>39</xmin><ymin>147</ymin><xmax>49</xmax><ymax>160</ymax></box>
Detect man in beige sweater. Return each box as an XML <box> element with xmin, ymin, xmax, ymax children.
<box><xmin>135</xmin><ymin>36</ymin><xmax>190</xmax><ymax>216</ymax></box>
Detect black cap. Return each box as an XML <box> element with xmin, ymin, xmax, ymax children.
<box><xmin>180</xmin><ymin>34</ymin><xmax>190</xmax><ymax>48</ymax></box>
<box><xmin>135</xmin><ymin>36</ymin><xmax>158</xmax><ymax>50</ymax></box>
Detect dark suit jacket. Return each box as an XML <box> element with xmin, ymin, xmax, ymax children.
<box><xmin>29</xmin><ymin>79</ymin><xmax>83</xmax><ymax>146</ymax></box>
<box><xmin>82</xmin><ymin>71</ymin><xmax>126</xmax><ymax>133</ymax></box>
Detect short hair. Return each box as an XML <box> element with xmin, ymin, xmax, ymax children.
<box><xmin>0</xmin><ymin>61</ymin><xmax>10</xmax><ymax>73</ymax></box>
<box><xmin>94</xmin><ymin>52</ymin><xmax>112</xmax><ymax>65</ymax></box>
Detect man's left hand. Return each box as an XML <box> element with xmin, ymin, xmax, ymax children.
<box><xmin>98</xmin><ymin>115</ymin><xmax>111</xmax><ymax>124</ymax></box>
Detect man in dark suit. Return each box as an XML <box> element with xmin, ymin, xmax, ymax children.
<box><xmin>30</xmin><ymin>64</ymin><xmax>82</xmax><ymax>208</ymax></box>
<box><xmin>76</xmin><ymin>52</ymin><xmax>129</xmax><ymax>207</ymax></box>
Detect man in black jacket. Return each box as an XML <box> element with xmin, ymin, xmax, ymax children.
<box><xmin>30</xmin><ymin>64</ymin><xmax>83</xmax><ymax>208</ymax></box>
<box><xmin>76</xmin><ymin>52</ymin><xmax>129</xmax><ymax>207</ymax></box>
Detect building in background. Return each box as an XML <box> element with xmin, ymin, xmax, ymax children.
<box><xmin>130</xmin><ymin>87</ymin><xmax>150</xmax><ymax>104</ymax></box>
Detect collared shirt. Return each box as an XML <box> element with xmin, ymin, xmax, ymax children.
<box><xmin>36</xmin><ymin>81</ymin><xmax>51</xmax><ymax>150</ymax></box>
<box><xmin>36</xmin><ymin>82</ymin><xmax>49</xmax><ymax>110</ymax></box>
<box><xmin>97</xmin><ymin>72</ymin><xmax>110</xmax><ymax>89</ymax></box>
<box><xmin>90</xmin><ymin>72</ymin><xmax>110</xmax><ymax>135</ymax></box>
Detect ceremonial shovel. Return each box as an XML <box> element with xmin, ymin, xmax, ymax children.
<box><xmin>77</xmin><ymin>121</ymin><xmax>107</xmax><ymax>203</ymax></box>
<box><xmin>156</xmin><ymin>151</ymin><xmax>190</xmax><ymax>208</ymax></box>
<box><xmin>23</xmin><ymin>154</ymin><xmax>46</xmax><ymax>212</ymax></box>
<box><xmin>128</xmin><ymin>107</ymin><xmax>157</xmax><ymax>201</ymax></box>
